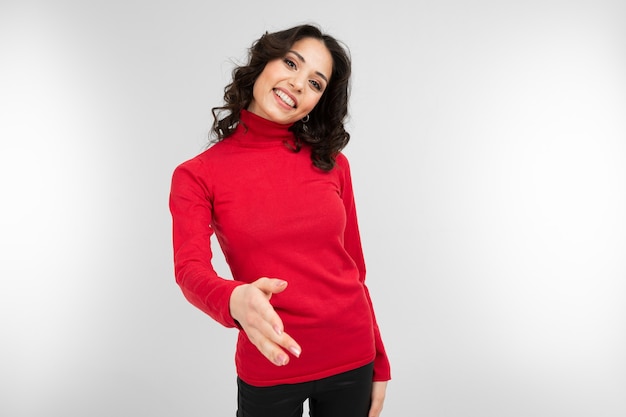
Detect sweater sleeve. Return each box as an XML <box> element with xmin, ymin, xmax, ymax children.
<box><xmin>337</xmin><ymin>154</ymin><xmax>392</xmax><ymax>382</ymax></box>
<box><xmin>169</xmin><ymin>158</ymin><xmax>244</xmax><ymax>328</ymax></box>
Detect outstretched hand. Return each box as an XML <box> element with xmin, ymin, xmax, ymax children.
<box><xmin>229</xmin><ymin>278</ymin><xmax>302</xmax><ymax>366</ymax></box>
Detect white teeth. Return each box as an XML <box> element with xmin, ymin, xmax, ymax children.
<box><xmin>274</xmin><ymin>89</ymin><xmax>295</xmax><ymax>107</ymax></box>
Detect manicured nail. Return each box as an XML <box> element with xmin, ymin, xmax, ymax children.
<box><xmin>276</xmin><ymin>354</ymin><xmax>288</xmax><ymax>366</ymax></box>
<box><xmin>289</xmin><ymin>346</ymin><xmax>301</xmax><ymax>358</ymax></box>
<box><xmin>274</xmin><ymin>325</ymin><xmax>283</xmax><ymax>336</ymax></box>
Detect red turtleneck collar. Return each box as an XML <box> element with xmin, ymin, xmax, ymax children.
<box><xmin>230</xmin><ymin>109</ymin><xmax>296</xmax><ymax>147</ymax></box>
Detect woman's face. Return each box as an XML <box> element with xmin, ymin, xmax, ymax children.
<box><xmin>248</xmin><ymin>37</ymin><xmax>333</xmax><ymax>125</ymax></box>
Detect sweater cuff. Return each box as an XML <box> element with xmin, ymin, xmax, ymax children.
<box><xmin>372</xmin><ymin>352</ymin><xmax>392</xmax><ymax>381</ymax></box>
<box><xmin>216</xmin><ymin>280</ymin><xmax>246</xmax><ymax>328</ymax></box>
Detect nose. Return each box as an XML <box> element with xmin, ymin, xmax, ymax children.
<box><xmin>289</xmin><ymin>74</ymin><xmax>305</xmax><ymax>92</ymax></box>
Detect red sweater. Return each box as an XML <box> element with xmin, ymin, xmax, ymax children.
<box><xmin>169</xmin><ymin>109</ymin><xmax>391</xmax><ymax>386</ymax></box>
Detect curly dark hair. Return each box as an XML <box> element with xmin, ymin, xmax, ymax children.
<box><xmin>210</xmin><ymin>24</ymin><xmax>352</xmax><ymax>171</ymax></box>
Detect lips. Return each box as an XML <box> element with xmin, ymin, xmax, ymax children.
<box><xmin>274</xmin><ymin>89</ymin><xmax>296</xmax><ymax>108</ymax></box>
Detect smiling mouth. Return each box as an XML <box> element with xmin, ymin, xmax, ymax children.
<box><xmin>274</xmin><ymin>89</ymin><xmax>296</xmax><ymax>108</ymax></box>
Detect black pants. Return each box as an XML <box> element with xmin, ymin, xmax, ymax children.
<box><xmin>236</xmin><ymin>362</ymin><xmax>374</xmax><ymax>417</ymax></box>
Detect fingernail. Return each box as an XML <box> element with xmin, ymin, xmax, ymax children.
<box><xmin>289</xmin><ymin>346</ymin><xmax>301</xmax><ymax>358</ymax></box>
<box><xmin>276</xmin><ymin>354</ymin><xmax>288</xmax><ymax>366</ymax></box>
<box><xmin>274</xmin><ymin>325</ymin><xmax>283</xmax><ymax>336</ymax></box>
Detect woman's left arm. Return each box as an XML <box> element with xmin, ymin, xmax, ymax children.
<box><xmin>337</xmin><ymin>153</ymin><xmax>392</xmax><ymax>383</ymax></box>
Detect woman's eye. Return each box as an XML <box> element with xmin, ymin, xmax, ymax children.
<box><xmin>309</xmin><ymin>80</ymin><xmax>322</xmax><ymax>91</ymax></box>
<box><xmin>284</xmin><ymin>58</ymin><xmax>296</xmax><ymax>69</ymax></box>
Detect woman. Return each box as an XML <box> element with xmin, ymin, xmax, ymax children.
<box><xmin>169</xmin><ymin>23</ymin><xmax>391</xmax><ymax>417</ymax></box>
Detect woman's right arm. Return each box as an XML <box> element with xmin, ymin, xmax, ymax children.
<box><xmin>169</xmin><ymin>160</ymin><xmax>301</xmax><ymax>364</ymax></box>
<box><xmin>169</xmin><ymin>160</ymin><xmax>243</xmax><ymax>327</ymax></box>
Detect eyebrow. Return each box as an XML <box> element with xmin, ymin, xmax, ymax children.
<box><xmin>288</xmin><ymin>49</ymin><xmax>329</xmax><ymax>84</ymax></box>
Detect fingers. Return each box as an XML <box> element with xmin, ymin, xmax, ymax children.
<box><xmin>230</xmin><ymin>279</ymin><xmax>301</xmax><ymax>367</ymax></box>
<box><xmin>248</xmin><ymin>279</ymin><xmax>287</xmax><ymax>334</ymax></box>
<box><xmin>243</xmin><ymin>303</ymin><xmax>301</xmax><ymax>364</ymax></box>
<box><xmin>254</xmin><ymin>323</ymin><xmax>301</xmax><ymax>366</ymax></box>
<box><xmin>253</xmin><ymin>277</ymin><xmax>288</xmax><ymax>296</ymax></box>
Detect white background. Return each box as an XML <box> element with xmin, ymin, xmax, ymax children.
<box><xmin>1</xmin><ymin>0</ymin><xmax>625</xmax><ymax>416</ymax></box>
